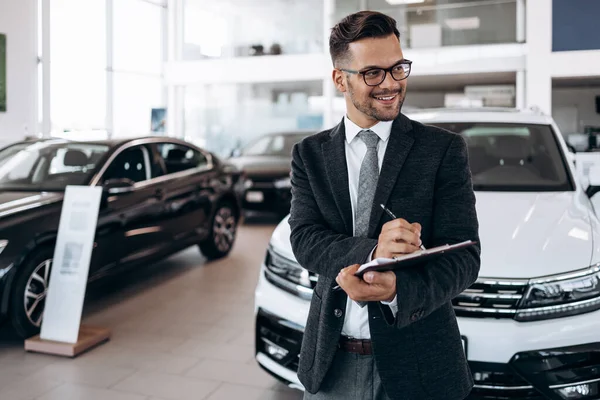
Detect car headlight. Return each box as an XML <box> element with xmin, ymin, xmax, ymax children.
<box><xmin>273</xmin><ymin>177</ymin><xmax>291</xmax><ymax>189</ymax></box>
<box><xmin>516</xmin><ymin>264</ymin><xmax>600</xmax><ymax>321</ymax></box>
<box><xmin>265</xmin><ymin>247</ymin><xmax>311</xmax><ymax>288</ymax></box>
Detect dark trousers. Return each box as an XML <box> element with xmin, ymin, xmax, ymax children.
<box><xmin>303</xmin><ymin>348</ymin><xmax>391</xmax><ymax>400</ymax></box>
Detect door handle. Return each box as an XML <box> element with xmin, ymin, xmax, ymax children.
<box><xmin>154</xmin><ymin>188</ymin><xmax>164</xmax><ymax>200</ymax></box>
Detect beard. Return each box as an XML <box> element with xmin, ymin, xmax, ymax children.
<box><xmin>347</xmin><ymin>80</ymin><xmax>405</xmax><ymax>122</ymax></box>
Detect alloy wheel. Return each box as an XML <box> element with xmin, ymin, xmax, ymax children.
<box><xmin>213</xmin><ymin>206</ymin><xmax>236</xmax><ymax>253</ymax></box>
<box><xmin>24</xmin><ymin>259</ymin><xmax>52</xmax><ymax>327</ymax></box>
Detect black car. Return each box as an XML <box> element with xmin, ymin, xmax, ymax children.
<box><xmin>228</xmin><ymin>131</ymin><xmax>312</xmax><ymax>215</ymax></box>
<box><xmin>0</xmin><ymin>137</ymin><xmax>243</xmax><ymax>338</ymax></box>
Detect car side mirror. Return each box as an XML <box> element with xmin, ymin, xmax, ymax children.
<box><xmin>586</xmin><ymin>166</ymin><xmax>600</xmax><ymax>198</ymax></box>
<box><xmin>103</xmin><ymin>178</ymin><xmax>135</xmax><ymax>194</ymax></box>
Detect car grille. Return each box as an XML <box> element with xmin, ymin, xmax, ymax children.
<box><xmin>466</xmin><ymin>361</ymin><xmax>545</xmax><ymax>399</ymax></box>
<box><xmin>255</xmin><ymin>309</ymin><xmax>303</xmax><ymax>374</ymax></box>
<box><xmin>265</xmin><ymin>248</ymin><xmax>531</xmax><ymax>319</ymax></box>
<box><xmin>453</xmin><ymin>278</ymin><xmax>529</xmax><ymax>319</ymax></box>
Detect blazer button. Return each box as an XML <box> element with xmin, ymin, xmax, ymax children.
<box><xmin>410</xmin><ymin>312</ymin><xmax>420</xmax><ymax>322</ymax></box>
<box><xmin>334</xmin><ymin>309</ymin><xmax>343</xmax><ymax>318</ymax></box>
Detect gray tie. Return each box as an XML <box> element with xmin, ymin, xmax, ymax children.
<box><xmin>353</xmin><ymin>130</ymin><xmax>380</xmax><ymax>308</ymax></box>
<box><xmin>355</xmin><ymin>130</ymin><xmax>380</xmax><ymax>237</ymax></box>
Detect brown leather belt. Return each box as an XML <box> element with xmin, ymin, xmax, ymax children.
<box><xmin>339</xmin><ymin>336</ymin><xmax>373</xmax><ymax>355</ymax></box>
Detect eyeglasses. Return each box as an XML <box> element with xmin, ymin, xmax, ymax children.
<box><xmin>339</xmin><ymin>60</ymin><xmax>412</xmax><ymax>87</ymax></box>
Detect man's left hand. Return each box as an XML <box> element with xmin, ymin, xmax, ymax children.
<box><xmin>336</xmin><ymin>265</ymin><xmax>397</xmax><ymax>302</ymax></box>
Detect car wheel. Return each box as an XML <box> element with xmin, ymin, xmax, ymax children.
<box><xmin>9</xmin><ymin>246</ymin><xmax>54</xmax><ymax>338</ymax></box>
<box><xmin>199</xmin><ymin>202</ymin><xmax>238</xmax><ymax>260</ymax></box>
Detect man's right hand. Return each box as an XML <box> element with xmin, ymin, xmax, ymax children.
<box><xmin>374</xmin><ymin>218</ymin><xmax>422</xmax><ymax>259</ymax></box>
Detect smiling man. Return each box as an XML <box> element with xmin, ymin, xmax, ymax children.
<box><xmin>288</xmin><ymin>11</ymin><xmax>481</xmax><ymax>400</ymax></box>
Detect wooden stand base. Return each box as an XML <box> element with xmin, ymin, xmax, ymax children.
<box><xmin>24</xmin><ymin>325</ymin><xmax>111</xmax><ymax>357</ymax></box>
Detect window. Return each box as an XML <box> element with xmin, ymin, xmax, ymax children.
<box><xmin>183</xmin><ymin>0</ymin><xmax>323</xmax><ymax>59</ymax></box>
<box><xmin>157</xmin><ymin>143</ymin><xmax>208</xmax><ymax>174</ymax></box>
<box><xmin>184</xmin><ymin>81</ymin><xmax>323</xmax><ymax>157</ymax></box>
<box><xmin>0</xmin><ymin>142</ymin><xmax>109</xmax><ymax>190</ymax></box>
<box><xmin>50</xmin><ymin>0</ymin><xmax>106</xmax><ymax>135</ymax></box>
<box><xmin>241</xmin><ymin>133</ymin><xmax>309</xmax><ymax>157</ymax></box>
<box><xmin>432</xmin><ymin>123</ymin><xmax>572</xmax><ymax>191</ymax></box>
<box><xmin>113</xmin><ymin>73</ymin><xmax>164</xmax><ymax>138</ymax></box>
<box><xmin>103</xmin><ymin>146</ymin><xmax>150</xmax><ymax>183</ymax></box>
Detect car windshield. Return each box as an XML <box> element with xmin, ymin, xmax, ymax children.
<box><xmin>431</xmin><ymin>123</ymin><xmax>572</xmax><ymax>191</ymax></box>
<box><xmin>0</xmin><ymin>141</ymin><xmax>110</xmax><ymax>191</ymax></box>
<box><xmin>242</xmin><ymin>133</ymin><xmax>308</xmax><ymax>157</ymax></box>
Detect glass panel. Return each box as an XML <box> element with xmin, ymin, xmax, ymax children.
<box><xmin>103</xmin><ymin>146</ymin><xmax>149</xmax><ymax>183</ymax></box>
<box><xmin>431</xmin><ymin>122</ymin><xmax>571</xmax><ymax>191</ymax></box>
<box><xmin>0</xmin><ymin>142</ymin><xmax>110</xmax><ymax>191</ymax></box>
<box><xmin>114</xmin><ymin>0</ymin><xmax>163</xmax><ymax>74</ymax></box>
<box><xmin>157</xmin><ymin>143</ymin><xmax>208</xmax><ymax>174</ymax></box>
<box><xmin>335</xmin><ymin>0</ymin><xmax>518</xmax><ymax>48</ymax></box>
<box><xmin>183</xmin><ymin>0</ymin><xmax>323</xmax><ymax>60</ymax></box>
<box><xmin>184</xmin><ymin>81</ymin><xmax>323</xmax><ymax>157</ymax></box>
<box><xmin>50</xmin><ymin>0</ymin><xmax>106</xmax><ymax>136</ymax></box>
<box><xmin>113</xmin><ymin>73</ymin><xmax>164</xmax><ymax>138</ymax></box>
<box><xmin>241</xmin><ymin>133</ymin><xmax>309</xmax><ymax>157</ymax></box>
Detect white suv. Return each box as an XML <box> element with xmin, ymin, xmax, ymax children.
<box><xmin>254</xmin><ymin>108</ymin><xmax>600</xmax><ymax>400</ymax></box>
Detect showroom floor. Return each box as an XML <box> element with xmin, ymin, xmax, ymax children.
<box><xmin>0</xmin><ymin>217</ymin><xmax>303</xmax><ymax>400</ymax></box>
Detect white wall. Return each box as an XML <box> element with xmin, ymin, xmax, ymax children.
<box><xmin>0</xmin><ymin>0</ymin><xmax>37</xmax><ymax>146</ymax></box>
<box><xmin>553</xmin><ymin>87</ymin><xmax>600</xmax><ymax>133</ymax></box>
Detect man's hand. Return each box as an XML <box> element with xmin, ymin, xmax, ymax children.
<box><xmin>335</xmin><ymin>264</ymin><xmax>397</xmax><ymax>302</ymax></box>
<box><xmin>375</xmin><ymin>218</ymin><xmax>422</xmax><ymax>259</ymax></box>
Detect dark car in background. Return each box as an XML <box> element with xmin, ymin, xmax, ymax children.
<box><xmin>228</xmin><ymin>131</ymin><xmax>313</xmax><ymax>216</ymax></box>
<box><xmin>0</xmin><ymin>137</ymin><xmax>243</xmax><ymax>338</ymax></box>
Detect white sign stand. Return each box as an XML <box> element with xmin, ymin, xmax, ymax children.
<box><xmin>25</xmin><ymin>186</ymin><xmax>110</xmax><ymax>357</ymax></box>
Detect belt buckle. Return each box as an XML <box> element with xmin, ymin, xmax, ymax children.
<box><xmin>359</xmin><ymin>339</ymin><xmax>370</xmax><ymax>354</ymax></box>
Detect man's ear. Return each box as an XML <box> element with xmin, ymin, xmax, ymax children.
<box><xmin>332</xmin><ymin>69</ymin><xmax>346</xmax><ymax>93</ymax></box>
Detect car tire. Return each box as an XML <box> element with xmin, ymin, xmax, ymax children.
<box><xmin>9</xmin><ymin>245</ymin><xmax>54</xmax><ymax>339</ymax></box>
<box><xmin>199</xmin><ymin>202</ymin><xmax>238</xmax><ymax>260</ymax></box>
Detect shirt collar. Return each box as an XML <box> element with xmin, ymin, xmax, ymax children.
<box><xmin>344</xmin><ymin>115</ymin><xmax>393</xmax><ymax>144</ymax></box>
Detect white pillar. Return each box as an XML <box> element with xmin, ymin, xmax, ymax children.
<box><xmin>106</xmin><ymin>0</ymin><xmax>114</xmax><ymax>138</ymax></box>
<box><xmin>516</xmin><ymin>0</ymin><xmax>526</xmax><ymax>43</ymax></box>
<box><xmin>42</xmin><ymin>0</ymin><xmax>51</xmax><ymax>137</ymax></box>
<box><xmin>525</xmin><ymin>0</ymin><xmax>552</xmax><ymax>115</ymax></box>
<box><xmin>167</xmin><ymin>0</ymin><xmax>184</xmax><ymax>138</ymax></box>
<box><xmin>516</xmin><ymin>70</ymin><xmax>525</xmax><ymax>109</ymax></box>
<box><xmin>322</xmin><ymin>0</ymin><xmax>335</xmax><ymax>130</ymax></box>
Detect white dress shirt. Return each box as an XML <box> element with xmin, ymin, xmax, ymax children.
<box><xmin>342</xmin><ymin>116</ymin><xmax>398</xmax><ymax>339</ymax></box>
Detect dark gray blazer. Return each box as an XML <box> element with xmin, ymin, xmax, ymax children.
<box><xmin>288</xmin><ymin>114</ymin><xmax>481</xmax><ymax>400</ymax></box>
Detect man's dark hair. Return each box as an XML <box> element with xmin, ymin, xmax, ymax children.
<box><xmin>329</xmin><ymin>11</ymin><xmax>400</xmax><ymax>67</ymax></box>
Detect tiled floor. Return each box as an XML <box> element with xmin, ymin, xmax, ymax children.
<box><xmin>0</xmin><ymin>216</ymin><xmax>303</xmax><ymax>400</ymax></box>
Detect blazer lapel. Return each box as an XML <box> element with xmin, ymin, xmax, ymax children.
<box><xmin>323</xmin><ymin>120</ymin><xmax>353</xmax><ymax>236</ymax></box>
<box><xmin>368</xmin><ymin>114</ymin><xmax>414</xmax><ymax>237</ymax></box>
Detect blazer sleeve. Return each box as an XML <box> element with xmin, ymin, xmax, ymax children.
<box><xmin>288</xmin><ymin>143</ymin><xmax>378</xmax><ymax>279</ymax></box>
<box><xmin>384</xmin><ymin>133</ymin><xmax>481</xmax><ymax>329</ymax></box>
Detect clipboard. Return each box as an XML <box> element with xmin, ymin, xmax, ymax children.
<box><xmin>354</xmin><ymin>240</ymin><xmax>478</xmax><ymax>278</ymax></box>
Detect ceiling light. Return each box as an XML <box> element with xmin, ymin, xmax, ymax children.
<box><xmin>385</xmin><ymin>0</ymin><xmax>426</xmax><ymax>5</ymax></box>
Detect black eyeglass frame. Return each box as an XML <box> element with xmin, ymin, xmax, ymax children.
<box><xmin>338</xmin><ymin>60</ymin><xmax>413</xmax><ymax>87</ymax></box>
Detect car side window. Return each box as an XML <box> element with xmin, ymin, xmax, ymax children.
<box><xmin>157</xmin><ymin>143</ymin><xmax>208</xmax><ymax>175</ymax></box>
<box><xmin>102</xmin><ymin>146</ymin><xmax>150</xmax><ymax>183</ymax></box>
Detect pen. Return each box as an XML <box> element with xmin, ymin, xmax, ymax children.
<box><xmin>380</xmin><ymin>204</ymin><xmax>426</xmax><ymax>251</ymax></box>
<box><xmin>331</xmin><ymin>206</ymin><xmax>426</xmax><ymax>292</ymax></box>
